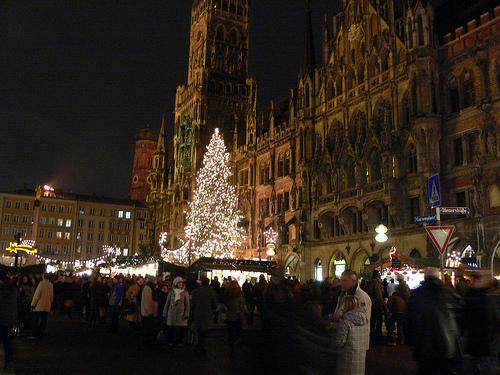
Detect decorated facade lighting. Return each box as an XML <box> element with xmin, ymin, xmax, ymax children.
<box><xmin>264</xmin><ymin>227</ymin><xmax>278</xmax><ymax>257</ymax></box>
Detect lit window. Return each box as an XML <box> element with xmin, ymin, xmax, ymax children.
<box><xmin>56</xmin><ymin>231</ymin><xmax>62</xmax><ymax>239</ymax></box>
<box><xmin>57</xmin><ymin>218</ymin><xmax>64</xmax><ymax>226</ymax></box>
<box><xmin>125</xmin><ymin>211</ymin><xmax>131</xmax><ymax>219</ymax></box>
<box><xmin>118</xmin><ymin>210</ymin><xmax>124</xmax><ymax>218</ymax></box>
<box><xmin>66</xmin><ymin>219</ymin><xmax>72</xmax><ymax>228</ymax></box>
<box><xmin>64</xmin><ymin>232</ymin><xmax>71</xmax><ymax>240</ymax></box>
<box><xmin>123</xmin><ymin>248</ymin><xmax>129</xmax><ymax>256</ymax></box>
<box><xmin>49</xmin><ymin>217</ymin><xmax>55</xmax><ymax>225</ymax></box>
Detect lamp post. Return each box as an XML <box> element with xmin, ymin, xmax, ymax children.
<box><xmin>374</xmin><ymin>224</ymin><xmax>388</xmax><ymax>243</ymax></box>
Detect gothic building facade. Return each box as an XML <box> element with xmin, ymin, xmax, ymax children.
<box><xmin>149</xmin><ymin>0</ymin><xmax>500</xmax><ymax>279</ymax></box>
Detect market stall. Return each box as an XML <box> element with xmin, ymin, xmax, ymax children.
<box><xmin>189</xmin><ymin>257</ymin><xmax>276</xmax><ymax>285</ymax></box>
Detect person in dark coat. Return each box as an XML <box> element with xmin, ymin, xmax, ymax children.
<box><xmin>407</xmin><ymin>268</ymin><xmax>462</xmax><ymax>375</ymax></box>
<box><xmin>191</xmin><ymin>277</ymin><xmax>217</xmax><ymax>356</ymax></box>
<box><xmin>0</xmin><ymin>272</ymin><xmax>18</xmax><ymax>371</ymax></box>
<box><xmin>242</xmin><ymin>277</ymin><xmax>256</xmax><ymax>325</ymax></box>
<box><xmin>366</xmin><ymin>270</ymin><xmax>385</xmax><ymax>343</ymax></box>
<box><xmin>209</xmin><ymin>276</ymin><xmax>221</xmax><ymax>324</ymax></box>
<box><xmin>463</xmin><ymin>271</ymin><xmax>499</xmax><ymax>375</ymax></box>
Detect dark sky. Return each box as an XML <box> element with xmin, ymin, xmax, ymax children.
<box><xmin>0</xmin><ymin>0</ymin><xmax>335</xmax><ymax>198</ymax></box>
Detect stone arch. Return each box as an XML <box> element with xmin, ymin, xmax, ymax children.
<box><xmin>314</xmin><ymin>258</ymin><xmax>324</xmax><ymax>281</ymax></box>
<box><xmin>329</xmin><ymin>250</ymin><xmax>347</xmax><ymax>278</ymax></box>
<box><xmin>228</xmin><ymin>27</ymin><xmax>239</xmax><ymax>45</ymax></box>
<box><xmin>350</xmin><ymin>248</ymin><xmax>371</xmax><ymax>276</ymax></box>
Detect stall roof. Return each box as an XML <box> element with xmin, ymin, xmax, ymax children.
<box><xmin>189</xmin><ymin>257</ymin><xmax>277</xmax><ymax>274</ymax></box>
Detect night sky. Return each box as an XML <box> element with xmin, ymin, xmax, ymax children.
<box><xmin>1</xmin><ymin>0</ymin><xmax>336</xmax><ymax>198</ymax></box>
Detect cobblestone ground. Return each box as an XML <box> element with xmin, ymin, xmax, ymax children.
<box><xmin>1</xmin><ymin>315</ymin><xmax>416</xmax><ymax>375</ymax></box>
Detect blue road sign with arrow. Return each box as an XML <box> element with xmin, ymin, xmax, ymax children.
<box><xmin>428</xmin><ymin>174</ymin><xmax>441</xmax><ymax>207</ymax></box>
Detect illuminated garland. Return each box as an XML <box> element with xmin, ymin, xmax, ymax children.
<box><xmin>32</xmin><ymin>244</ymin><xmax>119</xmax><ymax>269</ymax></box>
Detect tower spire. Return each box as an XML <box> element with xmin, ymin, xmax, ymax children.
<box><xmin>302</xmin><ymin>0</ymin><xmax>315</xmax><ymax>77</ymax></box>
<box><xmin>157</xmin><ymin>114</ymin><xmax>166</xmax><ymax>153</ymax></box>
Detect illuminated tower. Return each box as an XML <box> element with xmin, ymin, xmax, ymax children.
<box><xmin>129</xmin><ymin>128</ymin><xmax>158</xmax><ymax>201</ymax></box>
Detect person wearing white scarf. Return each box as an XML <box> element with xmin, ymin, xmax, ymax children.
<box><xmin>163</xmin><ymin>276</ymin><xmax>190</xmax><ymax>346</ymax></box>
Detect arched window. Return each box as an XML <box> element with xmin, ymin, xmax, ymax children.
<box><xmin>344</xmin><ymin>158</ymin><xmax>356</xmax><ymax>189</ymax></box>
<box><xmin>304</xmin><ymin>83</ymin><xmax>310</xmax><ymax>108</ymax></box>
<box><xmin>327</xmin><ymin>80</ymin><xmax>335</xmax><ymax>99</ymax></box>
<box><xmin>358</xmin><ymin>63</ymin><xmax>365</xmax><ymax>83</ymax></box>
<box><xmin>461</xmin><ymin>70</ymin><xmax>475</xmax><ymax>109</ymax></box>
<box><xmin>407</xmin><ymin>17</ymin><xmax>414</xmax><ymax>49</ymax></box>
<box><xmin>417</xmin><ymin>15</ymin><xmax>425</xmax><ymax>46</ymax></box>
<box><xmin>330</xmin><ymin>255</ymin><xmax>347</xmax><ymax>278</ymax></box>
<box><xmin>449</xmin><ymin>75</ymin><xmax>459</xmax><ymax>113</ymax></box>
<box><xmin>216</xmin><ymin>25</ymin><xmax>225</xmax><ymax>42</ymax></box>
<box><xmin>381</xmin><ymin>51</ymin><xmax>389</xmax><ymax>71</ymax></box>
<box><xmin>314</xmin><ymin>259</ymin><xmax>323</xmax><ymax>281</ymax></box>
<box><xmin>229</xmin><ymin>0</ymin><xmax>236</xmax><ymax>13</ymax></box>
<box><xmin>222</xmin><ymin>0</ymin><xmax>228</xmax><ymax>11</ymax></box>
<box><xmin>369</xmin><ymin>55</ymin><xmax>380</xmax><ymax>76</ymax></box>
<box><xmin>285</xmin><ymin>152</ymin><xmax>291</xmax><ymax>176</ymax></box>
<box><xmin>336</xmin><ymin>77</ymin><xmax>343</xmax><ymax>95</ymax></box>
<box><xmin>411</xmin><ymin>74</ymin><xmax>419</xmax><ymax>114</ymax></box>
<box><xmin>370</xmin><ymin>150</ymin><xmax>382</xmax><ymax>182</ymax></box>
<box><xmin>347</xmin><ymin>68</ymin><xmax>356</xmax><ymax>90</ymax></box>
<box><xmin>408</xmin><ymin>144</ymin><xmax>418</xmax><ymax>174</ymax></box>
<box><xmin>277</xmin><ymin>154</ymin><xmax>284</xmax><ymax>178</ymax></box>
<box><xmin>229</xmin><ymin>28</ymin><xmax>238</xmax><ymax>45</ymax></box>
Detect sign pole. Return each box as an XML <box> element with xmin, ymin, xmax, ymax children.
<box><xmin>435</xmin><ymin>207</ymin><xmax>445</xmax><ymax>279</ymax></box>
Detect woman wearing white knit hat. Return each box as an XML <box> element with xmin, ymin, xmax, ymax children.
<box><xmin>163</xmin><ymin>277</ymin><xmax>190</xmax><ymax>347</ymax></box>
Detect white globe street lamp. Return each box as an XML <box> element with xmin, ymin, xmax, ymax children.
<box><xmin>375</xmin><ymin>224</ymin><xmax>388</xmax><ymax>243</ymax></box>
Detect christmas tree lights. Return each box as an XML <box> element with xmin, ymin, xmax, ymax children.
<box><xmin>179</xmin><ymin>128</ymin><xmax>245</xmax><ymax>264</ymax></box>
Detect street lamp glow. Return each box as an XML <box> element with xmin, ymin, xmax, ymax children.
<box><xmin>375</xmin><ymin>224</ymin><xmax>388</xmax><ymax>234</ymax></box>
<box><xmin>375</xmin><ymin>233</ymin><xmax>388</xmax><ymax>243</ymax></box>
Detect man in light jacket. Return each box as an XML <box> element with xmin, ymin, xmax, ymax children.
<box><xmin>140</xmin><ymin>276</ymin><xmax>156</xmax><ymax>348</ymax></box>
<box><xmin>31</xmin><ymin>273</ymin><xmax>54</xmax><ymax>339</ymax></box>
<box><xmin>334</xmin><ymin>270</ymin><xmax>372</xmax><ymax>322</ymax></box>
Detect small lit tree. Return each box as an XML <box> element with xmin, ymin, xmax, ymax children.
<box><xmin>184</xmin><ymin>128</ymin><xmax>245</xmax><ymax>262</ymax></box>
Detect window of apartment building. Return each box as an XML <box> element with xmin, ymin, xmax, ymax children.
<box><xmin>79</xmin><ymin>207</ymin><xmax>85</xmax><ymax>215</ymax></box>
<box><xmin>39</xmin><ymin>229</ymin><xmax>44</xmax><ymax>238</ymax></box>
<box><xmin>65</xmin><ymin>206</ymin><xmax>72</xmax><ymax>214</ymax></box>
<box><xmin>87</xmin><ymin>233</ymin><xmax>93</xmax><ymax>241</ymax></box>
<box><xmin>13</xmin><ymin>215</ymin><xmax>19</xmax><ymax>223</ymax></box>
<box><xmin>123</xmin><ymin>248</ymin><xmax>129</xmax><ymax>256</ymax></box>
<box><xmin>56</xmin><ymin>231</ymin><xmax>62</xmax><ymax>239</ymax></box>
<box><xmin>118</xmin><ymin>210</ymin><xmax>124</xmax><ymax>218</ymax></box>
<box><xmin>58</xmin><ymin>206</ymin><xmax>64</xmax><ymax>213</ymax></box>
<box><xmin>90</xmin><ymin>208</ymin><xmax>95</xmax><ymax>215</ymax></box>
<box><xmin>64</xmin><ymin>232</ymin><xmax>71</xmax><ymax>240</ymax></box>
<box><xmin>99</xmin><ymin>221</ymin><xmax>105</xmax><ymax>230</ymax></box>
<box><xmin>50</xmin><ymin>205</ymin><xmax>55</xmax><ymax>212</ymax></box>
<box><xmin>110</xmin><ymin>222</ymin><xmax>115</xmax><ymax>230</ymax></box>
<box><xmin>98</xmin><ymin>233</ymin><xmax>104</xmax><ymax>241</ymax></box>
<box><xmin>408</xmin><ymin>196</ymin><xmax>420</xmax><ymax>224</ymax></box>
<box><xmin>124</xmin><ymin>235</ymin><xmax>129</xmax><ymax>243</ymax></box>
<box><xmin>65</xmin><ymin>219</ymin><xmax>72</xmax><ymax>228</ymax></box>
<box><xmin>117</xmin><ymin>223</ymin><xmax>122</xmax><ymax>231</ymax></box>
<box><xmin>110</xmin><ymin>209</ymin><xmax>116</xmax><ymax>217</ymax></box>
<box><xmin>125</xmin><ymin>211</ymin><xmax>131</xmax><ymax>219</ymax></box>
<box><xmin>15</xmin><ymin>202</ymin><xmax>20</xmax><ymax>209</ymax></box>
<box><xmin>47</xmin><ymin>231</ymin><xmax>53</xmax><ymax>239</ymax></box>
<box><xmin>86</xmin><ymin>245</ymin><xmax>92</xmax><ymax>254</ymax></box>
<box><xmin>3</xmin><ymin>214</ymin><xmax>10</xmax><ymax>222</ymax></box>
<box><xmin>54</xmin><ymin>245</ymin><xmax>61</xmax><ymax>255</ymax></box>
<box><xmin>63</xmin><ymin>246</ymin><xmax>69</xmax><ymax>256</ymax></box>
<box><xmin>88</xmin><ymin>220</ymin><xmax>94</xmax><ymax>228</ymax></box>
<box><xmin>78</xmin><ymin>219</ymin><xmax>83</xmax><ymax>227</ymax></box>
<box><xmin>46</xmin><ymin>244</ymin><xmax>51</xmax><ymax>254</ymax></box>
<box><xmin>108</xmin><ymin>234</ymin><xmax>112</xmax><ymax>242</ymax></box>
<box><xmin>5</xmin><ymin>201</ymin><xmax>11</xmax><ymax>208</ymax></box>
<box><xmin>57</xmin><ymin>218</ymin><xmax>64</xmax><ymax>226</ymax></box>
<box><xmin>2</xmin><ymin>226</ymin><xmax>10</xmax><ymax>235</ymax></box>
<box><xmin>140</xmin><ymin>222</ymin><xmax>145</xmax><ymax>230</ymax></box>
<box><xmin>125</xmin><ymin>223</ymin><xmax>130</xmax><ymax>231</ymax></box>
<box><xmin>99</xmin><ymin>208</ymin><xmax>105</xmax><ymax>216</ymax></box>
<box><xmin>24</xmin><ymin>202</ymin><xmax>30</xmax><ymax>210</ymax></box>
<box><xmin>40</xmin><ymin>217</ymin><xmax>46</xmax><ymax>224</ymax></box>
<box><xmin>42</xmin><ymin>204</ymin><xmax>47</xmax><ymax>211</ymax></box>
<box><xmin>22</xmin><ymin>215</ymin><xmax>28</xmax><ymax>223</ymax></box>
<box><xmin>48</xmin><ymin>217</ymin><xmax>55</xmax><ymax>225</ymax></box>
<box><xmin>139</xmin><ymin>233</ymin><xmax>144</xmax><ymax>241</ymax></box>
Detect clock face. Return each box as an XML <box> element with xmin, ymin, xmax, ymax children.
<box><xmin>133</xmin><ymin>175</ymin><xmax>139</xmax><ymax>184</ymax></box>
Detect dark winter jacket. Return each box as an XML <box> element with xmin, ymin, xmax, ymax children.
<box><xmin>463</xmin><ymin>287</ymin><xmax>500</xmax><ymax>357</ymax></box>
<box><xmin>0</xmin><ymin>280</ymin><xmax>18</xmax><ymax>326</ymax></box>
<box><xmin>407</xmin><ymin>277</ymin><xmax>462</xmax><ymax>361</ymax></box>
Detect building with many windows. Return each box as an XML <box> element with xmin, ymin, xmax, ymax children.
<box><xmin>0</xmin><ymin>188</ymin><xmax>149</xmax><ymax>265</ymax></box>
<box><xmin>151</xmin><ymin>0</ymin><xmax>500</xmax><ymax>278</ymax></box>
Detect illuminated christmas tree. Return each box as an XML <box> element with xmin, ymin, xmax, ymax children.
<box><xmin>183</xmin><ymin>128</ymin><xmax>245</xmax><ymax>262</ymax></box>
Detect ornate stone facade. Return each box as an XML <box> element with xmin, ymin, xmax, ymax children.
<box><xmin>152</xmin><ymin>0</ymin><xmax>500</xmax><ymax>277</ymax></box>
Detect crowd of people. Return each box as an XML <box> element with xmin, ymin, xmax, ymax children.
<box><xmin>0</xmin><ymin>267</ymin><xmax>499</xmax><ymax>374</ymax></box>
